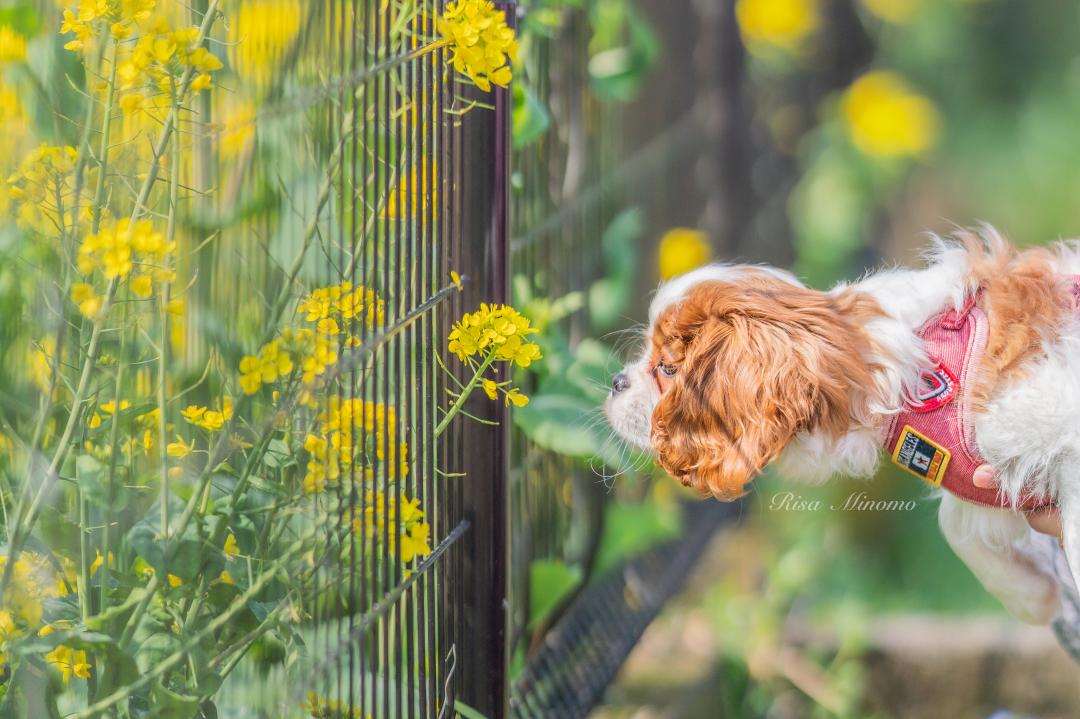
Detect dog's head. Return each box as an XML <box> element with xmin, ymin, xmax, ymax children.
<box><xmin>605</xmin><ymin>266</ymin><xmax>880</xmax><ymax>500</ymax></box>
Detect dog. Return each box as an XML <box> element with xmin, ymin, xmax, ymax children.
<box><xmin>605</xmin><ymin>228</ymin><xmax>1080</xmax><ymax>624</ymax></box>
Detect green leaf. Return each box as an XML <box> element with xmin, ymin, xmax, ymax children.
<box><xmin>150</xmin><ymin>679</ymin><xmax>201</xmax><ymax>719</ymax></box>
<box><xmin>76</xmin><ymin>454</ymin><xmax>127</xmax><ymax>511</ymax></box>
<box><xmin>512</xmin><ymin>82</ymin><xmax>551</xmax><ymax>149</ymax></box>
<box><xmin>127</xmin><ymin>522</ymin><xmax>166</xmax><ymax>576</ymax></box>
<box><xmin>260</xmin><ymin>439</ymin><xmax>295</xmax><ymax>471</ymax></box>
<box><xmin>135</xmin><ymin>632</ymin><xmax>182</xmax><ymax>675</ymax></box>
<box><xmin>594</xmin><ymin>500</ymin><xmax>683</xmax><ymax>575</ymax></box>
<box><xmin>589</xmin><ymin>207</ymin><xmax>643</xmax><ymax>330</ymax></box>
<box><xmin>528</xmin><ymin>559</ymin><xmax>582</xmax><ymax>630</ymax></box>
<box><xmin>588</xmin><ymin>2</ymin><xmax>661</xmax><ymax>102</ymax></box>
<box><xmin>14</xmin><ymin>629</ymin><xmax>115</xmax><ymax>656</ymax></box>
<box><xmin>0</xmin><ymin>4</ymin><xmax>41</xmax><ymax>36</ymax></box>
<box><xmin>565</xmin><ymin>339</ymin><xmax>619</xmax><ymax>403</ymax></box>
<box><xmin>454</xmin><ymin>701</ymin><xmax>490</xmax><ymax>719</ymax></box>
<box><xmin>512</xmin><ymin>395</ymin><xmax>600</xmax><ymax>457</ymax></box>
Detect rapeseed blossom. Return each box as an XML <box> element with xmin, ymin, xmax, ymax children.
<box><xmin>842</xmin><ymin>71</ymin><xmax>939</xmax><ymax>158</ymax></box>
<box><xmin>658</xmin><ymin>228</ymin><xmax>711</xmax><ymax>280</ymax></box>
<box><xmin>447</xmin><ymin>303</ymin><xmax>542</xmax><ymax>368</ymax></box>
<box><xmin>7</xmin><ymin>145</ymin><xmax>78</xmax><ymax>233</ymax></box>
<box><xmin>0</xmin><ymin>25</ymin><xmax>27</xmax><ymax>62</ymax></box>
<box><xmin>228</xmin><ymin>0</ymin><xmax>302</xmax><ymax>89</ymax></box>
<box><xmin>353</xmin><ymin>490</ymin><xmax>432</xmax><ymax>563</ymax></box>
<box><xmin>437</xmin><ymin>0</ymin><xmax>518</xmax><ymax>92</ymax></box>
<box><xmin>302</xmin><ymin>397</ymin><xmax>409</xmax><ymax>494</ymax></box>
<box><xmin>45</xmin><ymin>644</ymin><xmax>92</xmax><ymax>683</ymax></box>
<box><xmin>735</xmin><ymin>0</ymin><xmax>820</xmax><ymax>53</ymax></box>
<box><xmin>303</xmin><ymin>692</ymin><xmax>371</xmax><ymax>719</ymax></box>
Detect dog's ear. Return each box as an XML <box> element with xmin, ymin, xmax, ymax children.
<box><xmin>650</xmin><ymin>281</ymin><xmax>877</xmax><ymax>500</ymax></box>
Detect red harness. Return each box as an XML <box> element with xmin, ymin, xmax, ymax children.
<box><xmin>882</xmin><ymin>284</ymin><xmax>1080</xmax><ymax>510</ymax></box>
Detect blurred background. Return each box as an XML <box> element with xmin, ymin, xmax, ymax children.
<box><xmin>566</xmin><ymin>0</ymin><xmax>1080</xmax><ymax>716</ymax></box>
<box><xmin>2</xmin><ymin>0</ymin><xmax>1080</xmax><ymax>716</ymax></box>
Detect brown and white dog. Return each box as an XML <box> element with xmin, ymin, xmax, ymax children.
<box><xmin>605</xmin><ymin>228</ymin><xmax>1080</xmax><ymax>624</ymax></box>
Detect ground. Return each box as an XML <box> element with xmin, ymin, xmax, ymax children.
<box><xmin>591</xmin><ymin>526</ymin><xmax>1080</xmax><ymax>719</ymax></box>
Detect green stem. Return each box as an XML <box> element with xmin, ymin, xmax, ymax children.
<box><xmin>70</xmin><ymin>533</ymin><xmax>310</xmax><ymax>719</ymax></box>
<box><xmin>90</xmin><ymin>40</ymin><xmax>119</xmax><ymax>234</ymax></box>
<box><xmin>77</xmin><ymin>495</ymin><xmax>91</xmax><ymax>621</ymax></box>
<box><xmin>161</xmin><ymin>78</ymin><xmax>182</xmax><ymax>542</ymax></box>
<box><xmin>434</xmin><ymin>348</ymin><xmax>497</xmax><ymax>438</ymax></box>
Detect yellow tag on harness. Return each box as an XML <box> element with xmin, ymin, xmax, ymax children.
<box><xmin>891</xmin><ymin>425</ymin><xmax>950</xmax><ymax>487</ymax></box>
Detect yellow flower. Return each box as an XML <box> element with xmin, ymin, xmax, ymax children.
<box><xmin>218</xmin><ymin>97</ymin><xmax>256</xmax><ymax>158</ymax></box>
<box><xmin>7</xmin><ymin>145</ymin><xmax>79</xmax><ymax>234</ymax></box>
<box><xmin>482</xmin><ymin>378</ymin><xmax>498</xmax><ymax>400</ymax></box>
<box><xmin>166</xmin><ymin>434</ymin><xmax>194</xmax><ymax>458</ymax></box>
<box><xmin>45</xmin><ymin>645</ymin><xmax>92</xmax><ymax>683</ymax></box>
<box><xmin>450</xmin><ymin>270</ymin><xmax>463</xmax><ymax>290</ymax></box>
<box><xmin>181</xmin><ymin>404</ymin><xmax>206</xmax><ymax>423</ymax></box>
<box><xmin>60</xmin><ymin>10</ymin><xmax>93</xmax><ymax>52</ymax></box>
<box><xmin>71</xmin><ymin>282</ymin><xmax>103</xmax><ymax>319</ymax></box>
<box><xmin>218</xmin><ymin>570</ymin><xmax>235</xmax><ymax>585</ymax></box>
<box><xmin>130</xmin><ymin>274</ymin><xmax>153</xmax><ymax>298</ymax></box>
<box><xmin>167</xmin><ymin>573</ymin><xmax>183</xmax><ymax>588</ymax></box>
<box><xmin>384</xmin><ymin>158</ymin><xmax>438</xmax><ymax>219</ymax></box>
<box><xmin>505</xmin><ymin>387</ymin><xmax>529</xmax><ymax>407</ymax></box>
<box><xmin>228</xmin><ymin>0</ymin><xmax>302</xmax><ymax>89</ymax></box>
<box><xmin>224</xmin><ymin>532</ymin><xmax>239</xmax><ymax>559</ymax></box>
<box><xmin>657</xmin><ymin>228</ymin><xmax>711</xmax><ymax>281</ymax></box>
<box><xmin>119</xmin><ymin>93</ymin><xmax>142</xmax><ymax>114</ymax></box>
<box><xmin>399</xmin><ymin>521</ymin><xmax>431</xmax><ymax>563</ymax></box>
<box><xmin>77</xmin><ymin>218</ymin><xmax>171</xmax><ymax>281</ymax></box>
<box><xmin>100</xmin><ymin>399</ymin><xmax>130</xmax><ymax>415</ymax></box>
<box><xmin>89</xmin><ymin>550</ymin><xmax>113</xmax><ymax>577</ymax></box>
<box><xmin>0</xmin><ymin>25</ymin><xmax>27</xmax><ymax>63</ymax></box>
<box><xmin>190</xmin><ymin>72</ymin><xmax>212</xmax><ymax>92</ymax></box>
<box><xmin>438</xmin><ymin>0</ymin><xmax>517</xmax><ymax>92</ymax></box>
<box><xmin>0</xmin><ymin>609</ymin><xmax>15</xmax><ymax>636</ymax></box>
<box><xmin>735</xmin><ymin>0</ymin><xmax>820</xmax><ymax>53</ymax></box>
<box><xmin>0</xmin><ymin>80</ymin><xmax>22</xmax><ymax>126</ymax></box>
<box><xmin>137</xmin><ymin>407</ymin><xmax>160</xmax><ymax>427</ymax></box>
<box><xmin>841</xmin><ymin>71</ymin><xmax>940</xmax><ymax>159</ymax></box>
<box><xmin>239</xmin><ymin>338</ymin><xmax>296</xmax><ymax>393</ymax></box>
<box><xmin>303</xmin><ymin>693</ymin><xmax>370</xmax><ymax>719</ymax></box>
<box><xmin>447</xmin><ymin>304</ymin><xmax>542</xmax><ymax>368</ymax></box>
<box><xmin>181</xmin><ymin>404</ymin><xmax>225</xmax><ymax>430</ymax></box>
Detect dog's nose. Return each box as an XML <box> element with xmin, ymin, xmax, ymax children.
<box><xmin>612</xmin><ymin>372</ymin><xmax>630</xmax><ymax>393</ymax></box>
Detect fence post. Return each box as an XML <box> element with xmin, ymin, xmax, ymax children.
<box><xmin>451</xmin><ymin>2</ymin><xmax>515</xmax><ymax>716</ymax></box>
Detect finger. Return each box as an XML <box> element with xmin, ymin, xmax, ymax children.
<box><xmin>1026</xmin><ymin>509</ymin><xmax>1063</xmax><ymax>539</ymax></box>
<box><xmin>972</xmin><ymin>464</ymin><xmax>998</xmax><ymax>489</ymax></box>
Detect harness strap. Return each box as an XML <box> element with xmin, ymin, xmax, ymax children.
<box><xmin>883</xmin><ymin>279</ymin><xmax>1080</xmax><ymax>510</ymax></box>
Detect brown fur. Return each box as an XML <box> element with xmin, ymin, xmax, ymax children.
<box><xmin>959</xmin><ymin>232</ymin><xmax>1073</xmax><ymax>410</ymax></box>
<box><xmin>649</xmin><ymin>275</ymin><xmax>882</xmax><ymax>500</ymax></box>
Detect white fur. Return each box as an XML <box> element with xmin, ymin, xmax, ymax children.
<box><xmin>605</xmin><ymin>234</ymin><xmax>1080</xmax><ymax>624</ymax></box>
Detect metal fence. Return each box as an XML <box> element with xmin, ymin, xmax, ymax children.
<box><xmin>244</xmin><ymin>0</ymin><xmax>737</xmax><ymax>717</ymax></box>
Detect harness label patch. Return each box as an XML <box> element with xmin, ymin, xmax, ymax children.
<box><xmin>891</xmin><ymin>425</ymin><xmax>950</xmax><ymax>487</ymax></box>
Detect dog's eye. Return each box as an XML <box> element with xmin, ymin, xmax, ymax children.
<box><xmin>658</xmin><ymin>363</ymin><xmax>677</xmax><ymax>378</ymax></box>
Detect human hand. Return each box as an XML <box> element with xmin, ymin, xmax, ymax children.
<box><xmin>972</xmin><ymin>464</ymin><xmax>1062</xmax><ymax>538</ymax></box>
